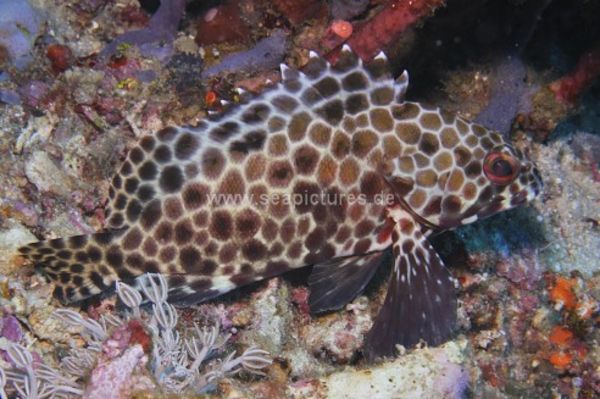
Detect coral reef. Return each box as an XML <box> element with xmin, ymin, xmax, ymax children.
<box><xmin>0</xmin><ymin>274</ymin><xmax>271</xmax><ymax>398</ymax></box>
<box><xmin>0</xmin><ymin>0</ymin><xmax>598</xmax><ymax>397</ymax></box>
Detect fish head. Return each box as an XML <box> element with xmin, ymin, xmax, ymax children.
<box><xmin>386</xmin><ymin>106</ymin><xmax>543</xmax><ymax>229</ymax></box>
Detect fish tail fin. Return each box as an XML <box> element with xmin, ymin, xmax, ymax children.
<box><xmin>18</xmin><ymin>229</ymin><xmax>136</xmax><ymax>303</ymax></box>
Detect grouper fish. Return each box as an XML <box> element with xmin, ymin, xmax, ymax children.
<box><xmin>19</xmin><ymin>45</ymin><xmax>543</xmax><ymax>360</ymax></box>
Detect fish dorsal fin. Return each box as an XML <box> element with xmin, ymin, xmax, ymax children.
<box><xmin>363</xmin><ymin>207</ymin><xmax>456</xmax><ymax>361</ymax></box>
<box><xmin>308</xmin><ymin>251</ymin><xmax>390</xmax><ymax>313</ymax></box>
<box><xmin>269</xmin><ymin>46</ymin><xmax>408</xmax><ymax>119</ymax></box>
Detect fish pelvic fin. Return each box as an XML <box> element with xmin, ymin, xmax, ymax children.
<box><xmin>308</xmin><ymin>251</ymin><xmax>390</xmax><ymax>314</ymax></box>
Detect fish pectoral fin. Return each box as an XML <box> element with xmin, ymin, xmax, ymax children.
<box><xmin>308</xmin><ymin>251</ymin><xmax>390</xmax><ymax>314</ymax></box>
<box><xmin>363</xmin><ymin>209</ymin><xmax>456</xmax><ymax>361</ymax></box>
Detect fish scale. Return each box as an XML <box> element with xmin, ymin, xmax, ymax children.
<box><xmin>19</xmin><ymin>45</ymin><xmax>543</xmax><ymax>360</ymax></box>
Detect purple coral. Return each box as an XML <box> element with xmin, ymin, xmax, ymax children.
<box><xmin>100</xmin><ymin>0</ymin><xmax>187</xmax><ymax>62</ymax></box>
<box><xmin>0</xmin><ymin>0</ymin><xmax>43</xmax><ymax>69</ymax></box>
<box><xmin>1</xmin><ymin>342</ymin><xmax>83</xmax><ymax>398</ymax></box>
<box><xmin>474</xmin><ymin>54</ymin><xmax>529</xmax><ymax>135</ymax></box>
<box><xmin>0</xmin><ymin>315</ymin><xmax>23</xmax><ymax>343</ymax></box>
<box><xmin>201</xmin><ymin>30</ymin><xmax>288</xmax><ymax>79</ymax></box>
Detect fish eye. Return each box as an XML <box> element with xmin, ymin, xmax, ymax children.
<box><xmin>483</xmin><ymin>151</ymin><xmax>519</xmax><ymax>185</ymax></box>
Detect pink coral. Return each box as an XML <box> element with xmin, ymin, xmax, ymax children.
<box><xmin>85</xmin><ymin>344</ymin><xmax>155</xmax><ymax>399</ymax></box>
<box><xmin>549</xmin><ymin>46</ymin><xmax>600</xmax><ymax>104</ymax></box>
<box><xmin>347</xmin><ymin>0</ymin><xmax>445</xmax><ymax>61</ymax></box>
<box><xmin>495</xmin><ymin>249</ymin><xmax>542</xmax><ymax>290</ymax></box>
<box><xmin>321</xmin><ymin>20</ymin><xmax>353</xmax><ymax>53</ymax></box>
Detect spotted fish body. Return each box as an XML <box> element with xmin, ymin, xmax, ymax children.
<box><xmin>20</xmin><ymin>46</ymin><xmax>543</xmax><ymax>359</ymax></box>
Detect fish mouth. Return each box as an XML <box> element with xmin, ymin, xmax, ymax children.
<box><xmin>529</xmin><ymin>166</ymin><xmax>544</xmax><ymax>200</ymax></box>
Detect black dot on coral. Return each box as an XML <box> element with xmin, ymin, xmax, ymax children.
<box><xmin>160</xmin><ymin>165</ymin><xmax>183</xmax><ymax>193</ymax></box>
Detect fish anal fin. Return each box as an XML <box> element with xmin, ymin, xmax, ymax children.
<box><xmin>308</xmin><ymin>251</ymin><xmax>389</xmax><ymax>314</ymax></box>
<box><xmin>363</xmin><ymin>208</ymin><xmax>456</xmax><ymax>361</ymax></box>
<box><xmin>162</xmin><ymin>274</ymin><xmax>235</xmax><ymax>307</ymax></box>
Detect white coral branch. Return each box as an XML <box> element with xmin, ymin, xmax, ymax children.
<box><xmin>0</xmin><ymin>367</ymin><xmax>7</xmax><ymax>399</ymax></box>
<box><xmin>1</xmin><ymin>273</ymin><xmax>272</xmax><ymax>396</ymax></box>
<box><xmin>3</xmin><ymin>342</ymin><xmax>84</xmax><ymax>399</ymax></box>
<box><xmin>205</xmin><ymin>346</ymin><xmax>273</xmax><ymax>383</ymax></box>
<box><xmin>54</xmin><ymin>309</ymin><xmax>107</xmax><ymax>341</ymax></box>
<box><xmin>115</xmin><ymin>281</ymin><xmax>142</xmax><ymax>318</ymax></box>
<box><xmin>139</xmin><ymin>273</ymin><xmax>168</xmax><ymax>304</ymax></box>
